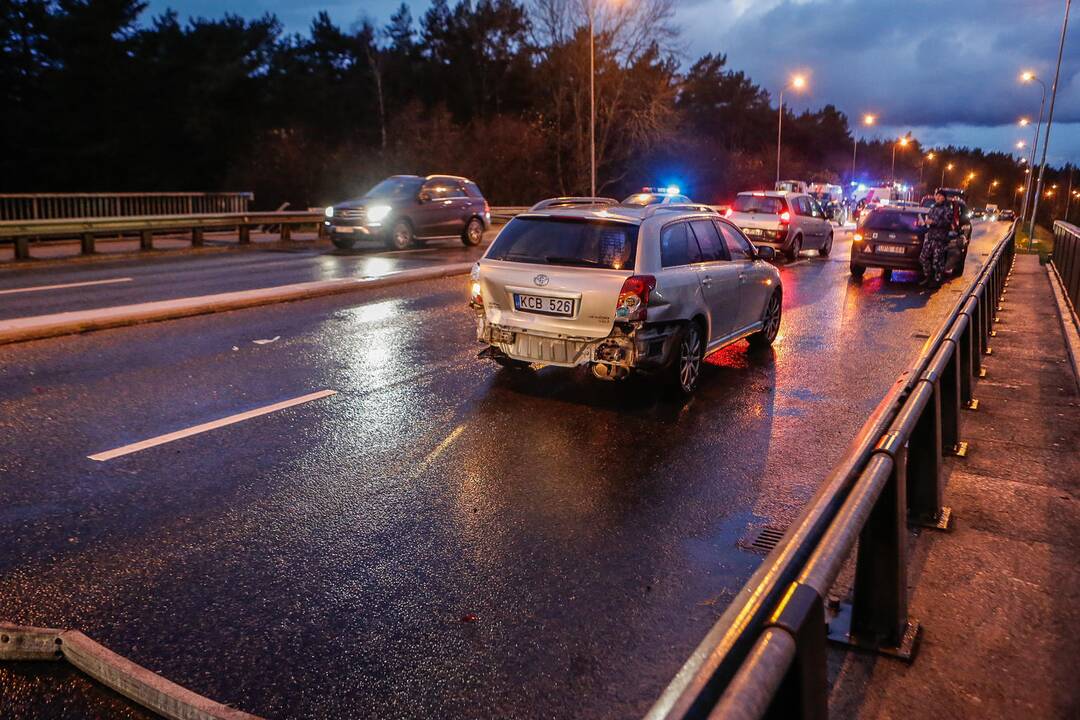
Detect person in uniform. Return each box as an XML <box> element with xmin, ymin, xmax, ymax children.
<box><xmin>920</xmin><ymin>190</ymin><xmax>952</xmax><ymax>287</ymax></box>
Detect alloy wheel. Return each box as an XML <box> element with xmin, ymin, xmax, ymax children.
<box><xmin>763</xmin><ymin>294</ymin><xmax>781</xmax><ymax>342</ymax></box>
<box><xmin>679</xmin><ymin>326</ymin><xmax>702</xmax><ymax>393</ymax></box>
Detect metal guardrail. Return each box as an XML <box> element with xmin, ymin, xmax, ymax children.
<box><xmin>647</xmin><ymin>223</ymin><xmax>1017</xmax><ymax>720</ymax></box>
<box><xmin>0</xmin><ymin>192</ymin><xmax>253</xmax><ymax>221</ymax></box>
<box><xmin>0</xmin><ymin>211</ymin><xmax>323</xmax><ymax>260</ymax></box>
<box><xmin>1052</xmin><ymin>221</ymin><xmax>1080</xmax><ymax>314</ymax></box>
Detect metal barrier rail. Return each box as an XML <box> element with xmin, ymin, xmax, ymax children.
<box><xmin>0</xmin><ymin>192</ymin><xmax>253</xmax><ymax>221</ymax></box>
<box><xmin>1052</xmin><ymin>221</ymin><xmax>1080</xmax><ymax>314</ymax></box>
<box><xmin>647</xmin><ymin>223</ymin><xmax>1017</xmax><ymax>720</ymax></box>
<box><xmin>0</xmin><ymin>211</ymin><xmax>322</xmax><ymax>260</ymax></box>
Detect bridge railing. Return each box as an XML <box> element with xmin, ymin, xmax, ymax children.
<box><xmin>647</xmin><ymin>223</ymin><xmax>1017</xmax><ymax>720</ymax></box>
<box><xmin>0</xmin><ymin>192</ymin><xmax>254</xmax><ymax>221</ymax></box>
<box><xmin>0</xmin><ymin>211</ymin><xmax>322</xmax><ymax>260</ymax></box>
<box><xmin>1053</xmin><ymin>221</ymin><xmax>1080</xmax><ymax>314</ymax></box>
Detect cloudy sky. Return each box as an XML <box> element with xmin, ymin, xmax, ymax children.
<box><xmin>146</xmin><ymin>0</ymin><xmax>1080</xmax><ymax>164</ymax></box>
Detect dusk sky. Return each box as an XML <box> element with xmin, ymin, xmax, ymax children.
<box><xmin>145</xmin><ymin>0</ymin><xmax>1080</xmax><ymax>165</ymax></box>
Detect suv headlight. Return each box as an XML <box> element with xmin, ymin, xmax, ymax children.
<box><xmin>325</xmin><ymin>206</ymin><xmax>334</xmax><ymax>218</ymax></box>
<box><xmin>367</xmin><ymin>204</ymin><xmax>392</xmax><ymax>223</ymax></box>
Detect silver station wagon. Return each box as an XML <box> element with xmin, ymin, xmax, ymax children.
<box><xmin>468</xmin><ymin>198</ymin><xmax>783</xmax><ymax>394</ymax></box>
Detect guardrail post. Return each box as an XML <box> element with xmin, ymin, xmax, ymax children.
<box><xmin>280</xmin><ymin>224</ymin><xmax>292</xmax><ymax>242</ymax></box>
<box><xmin>80</xmin><ymin>233</ymin><xmax>95</xmax><ymax>255</ymax></box>
<box><xmin>14</xmin><ymin>236</ymin><xmax>30</xmax><ymax>260</ymax></box>
<box><xmin>139</xmin><ymin>230</ymin><xmax>153</xmax><ymax>251</ymax></box>
<box><xmin>192</xmin><ymin>227</ymin><xmax>204</xmax><ymax>247</ymax></box>
<box><xmin>762</xmin><ymin>583</ymin><xmax>827</xmax><ymax>720</ymax></box>
<box><xmin>828</xmin><ymin>433</ymin><xmax>920</xmax><ymax>660</ymax></box>
<box><xmin>907</xmin><ymin>379</ymin><xmax>950</xmax><ymax>530</ymax></box>
<box><xmin>238</xmin><ymin>225</ymin><xmax>251</xmax><ymax>245</ymax></box>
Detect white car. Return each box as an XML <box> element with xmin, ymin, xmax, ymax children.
<box><xmin>469</xmin><ymin>198</ymin><xmax>783</xmax><ymax>394</ymax></box>
<box><xmin>725</xmin><ymin>191</ymin><xmax>834</xmax><ymax>261</ymax></box>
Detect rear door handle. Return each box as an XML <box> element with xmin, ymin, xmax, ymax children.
<box><xmin>701</xmin><ymin>275</ymin><xmax>712</xmax><ymax>286</ymax></box>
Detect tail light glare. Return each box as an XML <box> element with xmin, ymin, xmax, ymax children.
<box><xmin>616</xmin><ymin>275</ymin><xmax>656</xmax><ymax>322</ymax></box>
<box><xmin>853</xmin><ymin>232</ymin><xmax>864</xmax><ymax>242</ymax></box>
<box><xmin>723</xmin><ymin>208</ymin><xmax>733</xmax><ymax>218</ymax></box>
<box><xmin>469</xmin><ymin>264</ymin><xmax>483</xmax><ymax>307</ymax></box>
<box><xmin>779</xmin><ymin>211</ymin><xmax>791</xmax><ymax>224</ymax></box>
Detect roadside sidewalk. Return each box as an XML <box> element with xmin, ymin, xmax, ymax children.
<box><xmin>828</xmin><ymin>254</ymin><xmax>1080</xmax><ymax>719</ymax></box>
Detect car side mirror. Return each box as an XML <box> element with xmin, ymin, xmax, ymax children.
<box><xmin>755</xmin><ymin>245</ymin><xmax>776</xmax><ymax>261</ymax></box>
<box><xmin>418</xmin><ymin>191</ymin><xmax>432</xmax><ymax>203</ymax></box>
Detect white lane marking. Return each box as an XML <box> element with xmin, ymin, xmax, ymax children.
<box><xmin>421</xmin><ymin>424</ymin><xmax>465</xmax><ymax>467</ymax></box>
<box><xmin>0</xmin><ymin>277</ymin><xmax>133</xmax><ymax>296</ymax></box>
<box><xmin>88</xmin><ymin>389</ymin><xmax>337</xmax><ymax>461</ymax></box>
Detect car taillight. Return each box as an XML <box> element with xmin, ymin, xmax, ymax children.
<box><xmin>469</xmin><ymin>264</ymin><xmax>483</xmax><ymax>307</ymax></box>
<box><xmin>779</xmin><ymin>211</ymin><xmax>791</xmax><ymax>224</ymax></box>
<box><xmin>616</xmin><ymin>275</ymin><xmax>655</xmax><ymax>322</ymax></box>
<box><xmin>723</xmin><ymin>208</ymin><xmax>733</xmax><ymax>218</ymax></box>
<box><xmin>853</xmin><ymin>232</ymin><xmax>864</xmax><ymax>242</ymax></box>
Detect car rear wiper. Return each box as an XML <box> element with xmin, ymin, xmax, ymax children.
<box><xmin>545</xmin><ymin>255</ymin><xmax>602</xmax><ymax>267</ymax></box>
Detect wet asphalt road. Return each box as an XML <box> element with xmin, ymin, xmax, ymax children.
<box><xmin>0</xmin><ymin>222</ymin><xmax>1009</xmax><ymax>719</ymax></box>
<box><xmin>0</xmin><ymin>236</ymin><xmax>493</xmax><ymax>321</ymax></box>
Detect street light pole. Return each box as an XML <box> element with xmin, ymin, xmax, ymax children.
<box><xmin>589</xmin><ymin>3</ymin><xmax>596</xmax><ymax>198</ymax></box>
<box><xmin>1029</xmin><ymin>0</ymin><xmax>1072</xmax><ymax>246</ymax></box>
<box><xmin>1019</xmin><ymin>79</ymin><xmax>1047</xmax><ymax>226</ymax></box>
<box><xmin>775</xmin><ymin>75</ymin><xmax>806</xmax><ymax>185</ymax></box>
<box><xmin>851</xmin><ymin>114</ymin><xmax>875</xmax><ymax>184</ymax></box>
<box><xmin>890</xmin><ymin>137</ymin><xmax>908</xmax><ymax>184</ymax></box>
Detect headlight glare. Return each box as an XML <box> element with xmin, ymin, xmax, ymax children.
<box><xmin>324</xmin><ymin>206</ymin><xmax>334</xmax><ymax>218</ymax></box>
<box><xmin>367</xmin><ymin>204</ymin><xmax>392</xmax><ymax>223</ymax></box>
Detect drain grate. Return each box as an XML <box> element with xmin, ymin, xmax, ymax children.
<box><xmin>744</xmin><ymin>526</ymin><xmax>787</xmax><ymax>553</ymax></box>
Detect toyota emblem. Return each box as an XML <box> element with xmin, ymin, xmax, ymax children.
<box><xmin>533</xmin><ymin>274</ymin><xmax>550</xmax><ymax>287</ymax></box>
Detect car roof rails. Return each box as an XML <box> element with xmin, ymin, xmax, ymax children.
<box><xmin>642</xmin><ymin>203</ymin><xmax>718</xmax><ymax>218</ymax></box>
<box><xmin>528</xmin><ymin>197</ymin><xmax>620</xmax><ymax>211</ymax></box>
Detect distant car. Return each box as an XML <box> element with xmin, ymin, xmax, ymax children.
<box><xmin>1000</xmin><ymin>209</ymin><xmax>1016</xmax><ymax>221</ymax></box>
<box><xmin>725</xmin><ymin>191</ymin><xmax>834</xmax><ymax>261</ymax></box>
<box><xmin>850</xmin><ymin>206</ymin><xmax>968</xmax><ymax>282</ymax></box>
<box><xmin>470</xmin><ymin>199</ymin><xmax>783</xmax><ymax>394</ymax></box>
<box><xmin>621</xmin><ymin>189</ymin><xmax>693</xmax><ymax>206</ymax></box>
<box><xmin>326</xmin><ymin>174</ymin><xmax>491</xmax><ymax>251</ymax></box>
<box><xmin>970</xmin><ymin>207</ymin><xmax>986</xmax><ymax>220</ymax></box>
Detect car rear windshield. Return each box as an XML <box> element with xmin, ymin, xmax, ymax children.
<box><xmin>364</xmin><ymin>177</ymin><xmax>423</xmax><ymax>198</ymax></box>
<box><xmin>487</xmin><ymin>217</ymin><xmax>638</xmax><ymax>270</ymax></box>
<box><xmin>733</xmin><ymin>195</ymin><xmax>785</xmax><ymax>214</ymax></box>
<box><xmin>864</xmin><ymin>210</ymin><xmax>922</xmax><ymax>232</ymax></box>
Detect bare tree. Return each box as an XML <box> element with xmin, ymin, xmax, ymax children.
<box><xmin>531</xmin><ymin>0</ymin><xmax>679</xmax><ymax>194</ymax></box>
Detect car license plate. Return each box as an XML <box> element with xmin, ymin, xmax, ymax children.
<box><xmin>743</xmin><ymin>228</ymin><xmax>763</xmax><ymax>236</ymax></box>
<box><xmin>877</xmin><ymin>244</ymin><xmax>906</xmax><ymax>255</ymax></box>
<box><xmin>513</xmin><ymin>293</ymin><xmax>574</xmax><ymax>317</ymax></box>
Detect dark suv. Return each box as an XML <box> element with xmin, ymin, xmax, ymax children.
<box><xmin>326</xmin><ymin>175</ymin><xmax>490</xmax><ymax>250</ymax></box>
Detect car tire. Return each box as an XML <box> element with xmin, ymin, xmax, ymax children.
<box><xmin>669</xmin><ymin>322</ymin><xmax>704</xmax><ymax>394</ymax></box>
<box><xmin>850</xmin><ymin>264</ymin><xmax>866</xmax><ymax>278</ymax></box>
<box><xmin>387</xmin><ymin>221</ymin><xmax>413</xmax><ymax>251</ymax></box>
<box><xmin>820</xmin><ymin>232</ymin><xmax>833</xmax><ymax>257</ymax></box>
<box><xmin>332</xmin><ymin>236</ymin><xmax>356</xmax><ymax>250</ymax></box>
<box><xmin>954</xmin><ymin>247</ymin><xmax>968</xmax><ymax>275</ymax></box>
<box><xmin>786</xmin><ymin>235</ymin><xmax>801</xmax><ymax>262</ymax></box>
<box><xmin>748</xmin><ymin>291</ymin><xmax>782</xmax><ymax>349</ymax></box>
<box><xmin>462</xmin><ymin>217</ymin><xmax>484</xmax><ymax>246</ymax></box>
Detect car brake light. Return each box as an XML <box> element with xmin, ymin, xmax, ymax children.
<box><xmin>469</xmin><ymin>264</ymin><xmax>483</xmax><ymax>307</ymax></box>
<box><xmin>779</xmin><ymin>211</ymin><xmax>791</xmax><ymax>224</ymax></box>
<box><xmin>853</xmin><ymin>232</ymin><xmax>864</xmax><ymax>242</ymax></box>
<box><xmin>616</xmin><ymin>275</ymin><xmax>655</xmax><ymax>322</ymax></box>
<box><xmin>723</xmin><ymin>208</ymin><xmax>733</xmax><ymax>218</ymax></box>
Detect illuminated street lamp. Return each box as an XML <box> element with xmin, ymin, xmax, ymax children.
<box><xmin>776</xmin><ymin>74</ymin><xmax>808</xmax><ymax>183</ymax></box>
<box><xmin>1020</xmin><ymin>70</ymin><xmax>1048</xmax><ymax>233</ymax></box>
<box><xmin>851</xmin><ymin>113</ymin><xmax>875</xmax><ymax>182</ymax></box>
<box><xmin>891</xmin><ymin>136</ymin><xmax>909</xmax><ymax>183</ymax></box>
<box><xmin>919</xmin><ymin>151</ymin><xmax>936</xmax><ymax>192</ymax></box>
<box><xmin>942</xmin><ymin>162</ymin><xmax>954</xmax><ymax>186</ymax></box>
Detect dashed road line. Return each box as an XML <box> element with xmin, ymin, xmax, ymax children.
<box><xmin>88</xmin><ymin>389</ymin><xmax>337</xmax><ymax>461</ymax></box>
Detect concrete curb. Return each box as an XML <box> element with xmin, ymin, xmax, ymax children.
<box><xmin>1046</xmin><ymin>263</ymin><xmax>1080</xmax><ymax>393</ymax></box>
<box><xmin>0</xmin><ymin>622</ymin><xmax>261</xmax><ymax>719</ymax></box>
<box><xmin>0</xmin><ymin>262</ymin><xmax>473</xmax><ymax>345</ymax></box>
